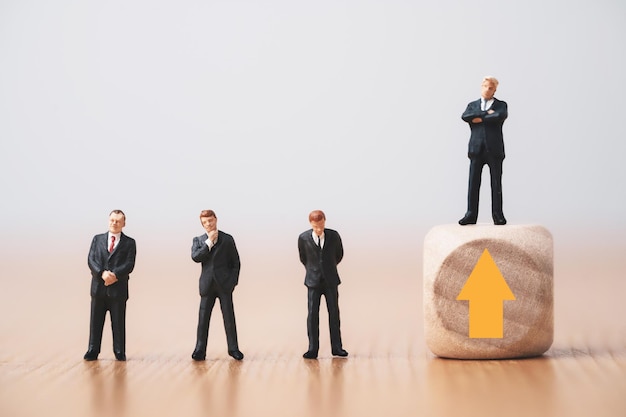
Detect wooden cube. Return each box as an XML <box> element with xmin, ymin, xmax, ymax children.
<box><xmin>423</xmin><ymin>224</ymin><xmax>553</xmax><ymax>359</ymax></box>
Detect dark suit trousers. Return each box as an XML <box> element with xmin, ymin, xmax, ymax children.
<box><xmin>307</xmin><ymin>283</ymin><xmax>343</xmax><ymax>352</ymax></box>
<box><xmin>195</xmin><ymin>281</ymin><xmax>239</xmax><ymax>353</ymax></box>
<box><xmin>466</xmin><ymin>150</ymin><xmax>504</xmax><ymax>219</ymax></box>
<box><xmin>88</xmin><ymin>296</ymin><xmax>126</xmax><ymax>354</ymax></box>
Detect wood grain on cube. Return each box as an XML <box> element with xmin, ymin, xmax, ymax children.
<box><xmin>423</xmin><ymin>224</ymin><xmax>553</xmax><ymax>359</ymax></box>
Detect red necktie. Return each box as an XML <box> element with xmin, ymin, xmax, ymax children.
<box><xmin>109</xmin><ymin>236</ymin><xmax>116</xmax><ymax>253</ymax></box>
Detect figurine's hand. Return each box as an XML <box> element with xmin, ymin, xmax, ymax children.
<box><xmin>103</xmin><ymin>270</ymin><xmax>118</xmax><ymax>286</ymax></box>
<box><xmin>487</xmin><ymin>109</ymin><xmax>495</xmax><ymax>114</ymax></box>
<box><xmin>104</xmin><ymin>275</ymin><xmax>118</xmax><ymax>286</ymax></box>
<box><xmin>471</xmin><ymin>117</ymin><xmax>482</xmax><ymax>123</ymax></box>
<box><xmin>207</xmin><ymin>230</ymin><xmax>218</xmax><ymax>243</ymax></box>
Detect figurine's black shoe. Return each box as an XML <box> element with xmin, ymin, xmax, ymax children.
<box><xmin>458</xmin><ymin>214</ymin><xmax>477</xmax><ymax>225</ymax></box>
<box><xmin>114</xmin><ymin>352</ymin><xmax>126</xmax><ymax>361</ymax></box>
<box><xmin>332</xmin><ymin>349</ymin><xmax>349</xmax><ymax>357</ymax></box>
<box><xmin>228</xmin><ymin>350</ymin><xmax>244</xmax><ymax>360</ymax></box>
<box><xmin>303</xmin><ymin>350</ymin><xmax>318</xmax><ymax>359</ymax></box>
<box><xmin>192</xmin><ymin>350</ymin><xmax>206</xmax><ymax>361</ymax></box>
<box><xmin>83</xmin><ymin>350</ymin><xmax>99</xmax><ymax>361</ymax></box>
<box><xmin>493</xmin><ymin>213</ymin><xmax>507</xmax><ymax>225</ymax></box>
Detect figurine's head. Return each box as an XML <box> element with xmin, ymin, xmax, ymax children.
<box><xmin>309</xmin><ymin>210</ymin><xmax>326</xmax><ymax>236</ymax></box>
<box><xmin>108</xmin><ymin>210</ymin><xmax>126</xmax><ymax>234</ymax></box>
<box><xmin>481</xmin><ymin>76</ymin><xmax>499</xmax><ymax>100</ymax></box>
<box><xmin>199</xmin><ymin>209</ymin><xmax>218</xmax><ymax>233</ymax></box>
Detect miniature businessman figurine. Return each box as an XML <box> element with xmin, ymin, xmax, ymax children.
<box><xmin>298</xmin><ymin>210</ymin><xmax>348</xmax><ymax>359</ymax></box>
<box><xmin>84</xmin><ymin>210</ymin><xmax>137</xmax><ymax>361</ymax></box>
<box><xmin>459</xmin><ymin>76</ymin><xmax>508</xmax><ymax>226</ymax></box>
<box><xmin>191</xmin><ymin>210</ymin><xmax>244</xmax><ymax>361</ymax></box>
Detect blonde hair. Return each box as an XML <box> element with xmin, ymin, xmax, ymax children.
<box><xmin>482</xmin><ymin>76</ymin><xmax>499</xmax><ymax>88</ymax></box>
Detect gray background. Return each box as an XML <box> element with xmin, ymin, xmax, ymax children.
<box><xmin>2</xmin><ymin>0</ymin><xmax>625</xmax><ymax>259</ymax></box>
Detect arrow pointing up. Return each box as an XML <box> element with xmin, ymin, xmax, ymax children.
<box><xmin>456</xmin><ymin>248</ymin><xmax>515</xmax><ymax>338</ymax></box>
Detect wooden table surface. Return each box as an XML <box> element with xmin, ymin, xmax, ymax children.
<box><xmin>1</xmin><ymin>244</ymin><xmax>625</xmax><ymax>417</ymax></box>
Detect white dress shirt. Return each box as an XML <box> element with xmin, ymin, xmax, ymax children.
<box><xmin>311</xmin><ymin>231</ymin><xmax>325</xmax><ymax>249</ymax></box>
<box><xmin>481</xmin><ymin>97</ymin><xmax>494</xmax><ymax>111</ymax></box>
<box><xmin>108</xmin><ymin>232</ymin><xmax>121</xmax><ymax>252</ymax></box>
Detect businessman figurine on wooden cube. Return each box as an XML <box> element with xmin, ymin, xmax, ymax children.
<box><xmin>459</xmin><ymin>76</ymin><xmax>508</xmax><ymax>226</ymax></box>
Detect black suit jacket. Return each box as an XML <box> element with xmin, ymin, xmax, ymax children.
<box><xmin>192</xmin><ymin>231</ymin><xmax>241</xmax><ymax>295</ymax></box>
<box><xmin>298</xmin><ymin>228</ymin><xmax>343</xmax><ymax>288</ymax></box>
<box><xmin>88</xmin><ymin>232</ymin><xmax>137</xmax><ymax>299</ymax></box>
<box><xmin>461</xmin><ymin>97</ymin><xmax>508</xmax><ymax>158</ymax></box>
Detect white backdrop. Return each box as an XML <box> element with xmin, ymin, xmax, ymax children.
<box><xmin>1</xmin><ymin>0</ymin><xmax>625</xmax><ymax>256</ymax></box>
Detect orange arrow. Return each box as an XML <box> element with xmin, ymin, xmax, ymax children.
<box><xmin>456</xmin><ymin>248</ymin><xmax>515</xmax><ymax>338</ymax></box>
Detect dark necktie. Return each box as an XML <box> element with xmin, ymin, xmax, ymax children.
<box><xmin>109</xmin><ymin>236</ymin><xmax>116</xmax><ymax>253</ymax></box>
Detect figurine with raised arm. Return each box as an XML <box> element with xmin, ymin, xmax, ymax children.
<box><xmin>459</xmin><ymin>76</ymin><xmax>508</xmax><ymax>226</ymax></box>
<box><xmin>191</xmin><ymin>210</ymin><xmax>244</xmax><ymax>361</ymax></box>
<box><xmin>84</xmin><ymin>210</ymin><xmax>137</xmax><ymax>361</ymax></box>
<box><xmin>298</xmin><ymin>210</ymin><xmax>348</xmax><ymax>359</ymax></box>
